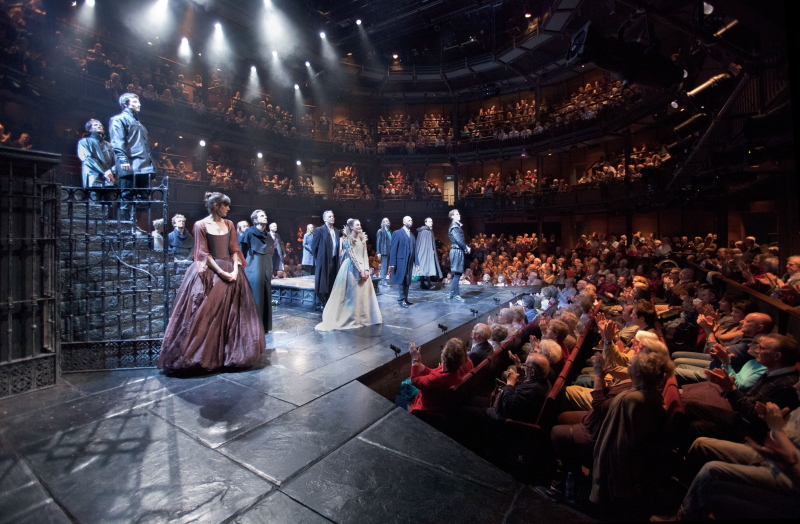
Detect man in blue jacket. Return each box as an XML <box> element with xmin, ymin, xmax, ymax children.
<box><xmin>388</xmin><ymin>216</ymin><xmax>419</xmax><ymax>308</ymax></box>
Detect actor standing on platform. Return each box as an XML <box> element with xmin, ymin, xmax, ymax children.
<box><xmin>158</xmin><ymin>192</ymin><xmax>264</xmax><ymax>373</ymax></box>
<box><xmin>109</xmin><ymin>93</ymin><xmax>156</xmax><ymax>226</ymax></box>
<box><xmin>415</xmin><ymin>217</ymin><xmax>442</xmax><ymax>289</ymax></box>
<box><xmin>268</xmin><ymin>222</ymin><xmax>285</xmax><ymax>276</ymax></box>
<box><xmin>77</xmin><ymin>119</ymin><xmax>116</xmax><ymax>188</ymax></box>
<box><xmin>167</xmin><ymin>214</ymin><xmax>194</xmax><ymax>262</ymax></box>
<box><xmin>302</xmin><ymin>224</ymin><xmax>315</xmax><ymax>275</ymax></box>
<box><xmin>448</xmin><ymin>209</ymin><xmax>470</xmax><ymax>301</ymax></box>
<box><xmin>389</xmin><ymin>216</ymin><xmax>419</xmax><ymax>308</ymax></box>
<box><xmin>239</xmin><ymin>209</ymin><xmax>274</xmax><ymax>334</ymax></box>
<box><xmin>376</xmin><ymin>217</ymin><xmax>392</xmax><ymax>284</ymax></box>
<box><xmin>311</xmin><ymin>210</ymin><xmax>340</xmax><ymax>311</ymax></box>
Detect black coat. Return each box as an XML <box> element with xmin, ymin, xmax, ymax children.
<box><xmin>311</xmin><ymin>224</ymin><xmax>340</xmax><ymax>294</ymax></box>
<box><xmin>376</xmin><ymin>227</ymin><xmax>392</xmax><ymax>255</ymax></box>
<box><xmin>495</xmin><ymin>376</ymin><xmax>550</xmax><ymax>423</ymax></box>
<box><xmin>240</xmin><ymin>226</ymin><xmax>274</xmax><ymax>332</ymax></box>
<box><xmin>109</xmin><ymin>108</ymin><xmax>156</xmax><ymax>174</ymax></box>
<box><xmin>77</xmin><ymin>133</ymin><xmax>117</xmax><ymax>187</ymax></box>
<box><xmin>448</xmin><ymin>222</ymin><xmax>468</xmax><ymax>274</ymax></box>
<box><xmin>468</xmin><ymin>340</ymin><xmax>493</xmax><ymax>367</ymax></box>
<box><xmin>389</xmin><ymin>227</ymin><xmax>418</xmax><ymax>285</ymax></box>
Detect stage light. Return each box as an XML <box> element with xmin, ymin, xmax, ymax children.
<box><xmin>151</xmin><ymin>0</ymin><xmax>168</xmax><ymax>16</ymax></box>
<box><xmin>272</xmin><ymin>50</ymin><xmax>278</xmax><ymax>58</ymax></box>
<box><xmin>72</xmin><ymin>1</ymin><xmax>77</xmax><ymax>6</ymax></box>
<box><xmin>356</xmin><ymin>19</ymin><xmax>362</xmax><ymax>25</ymax></box>
<box><xmin>199</xmin><ymin>140</ymin><xmax>206</xmax><ymax>147</ymax></box>
<box><xmin>294</xmin><ymin>84</ymin><xmax>299</xmax><ymax>90</ymax></box>
<box><xmin>524</xmin><ymin>13</ymin><xmax>531</xmax><ymax>18</ymax></box>
<box><xmin>86</xmin><ymin>0</ymin><xmax>95</xmax><ymax>6</ymax></box>
<box><xmin>320</xmin><ymin>32</ymin><xmax>326</xmax><ymax>39</ymax></box>
<box><xmin>178</xmin><ymin>37</ymin><xmax>191</xmax><ymax>60</ymax></box>
<box><xmin>392</xmin><ymin>54</ymin><xmax>398</xmax><ymax>59</ymax></box>
<box><xmin>305</xmin><ymin>61</ymin><xmax>310</xmax><ymax>67</ymax></box>
<box><xmin>296</xmin><ymin>160</ymin><xmax>302</xmax><ymax>166</ymax></box>
<box><xmin>703</xmin><ymin>2</ymin><xmax>714</xmax><ymax>15</ymax></box>
<box><xmin>671</xmin><ymin>100</ymin><xmax>679</xmax><ymax>109</ymax></box>
<box><xmin>257</xmin><ymin>152</ymin><xmax>263</xmax><ymax>158</ymax></box>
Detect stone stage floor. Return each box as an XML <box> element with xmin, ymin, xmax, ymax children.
<box><xmin>0</xmin><ymin>285</ymin><xmax>596</xmax><ymax>524</ymax></box>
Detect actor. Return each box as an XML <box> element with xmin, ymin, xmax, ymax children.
<box><xmin>167</xmin><ymin>214</ymin><xmax>194</xmax><ymax>262</ymax></box>
<box><xmin>268</xmin><ymin>222</ymin><xmax>285</xmax><ymax>275</ymax></box>
<box><xmin>311</xmin><ymin>210</ymin><xmax>340</xmax><ymax>311</ymax></box>
<box><xmin>376</xmin><ymin>217</ymin><xmax>392</xmax><ymax>283</ymax></box>
<box><xmin>109</xmin><ymin>93</ymin><xmax>156</xmax><ymax>225</ymax></box>
<box><xmin>239</xmin><ymin>209</ymin><xmax>274</xmax><ymax>333</ymax></box>
<box><xmin>415</xmin><ymin>217</ymin><xmax>442</xmax><ymax>289</ymax></box>
<box><xmin>389</xmin><ymin>216</ymin><xmax>419</xmax><ymax>308</ymax></box>
<box><xmin>77</xmin><ymin>119</ymin><xmax>116</xmax><ymax>188</ymax></box>
<box><xmin>302</xmin><ymin>224</ymin><xmax>315</xmax><ymax>274</ymax></box>
<box><xmin>448</xmin><ymin>209</ymin><xmax>470</xmax><ymax>301</ymax></box>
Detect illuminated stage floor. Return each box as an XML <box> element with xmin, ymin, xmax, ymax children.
<box><xmin>0</xmin><ymin>285</ymin><xmax>595</xmax><ymax>524</ymax></box>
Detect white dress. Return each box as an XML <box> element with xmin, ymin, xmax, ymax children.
<box><xmin>316</xmin><ymin>233</ymin><xmax>382</xmax><ymax>331</ymax></box>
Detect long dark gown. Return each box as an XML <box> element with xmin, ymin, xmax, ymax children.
<box><xmin>158</xmin><ymin>220</ymin><xmax>265</xmax><ymax>372</ymax></box>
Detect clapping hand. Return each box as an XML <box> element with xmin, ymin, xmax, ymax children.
<box><xmin>756</xmin><ymin>401</ymin><xmax>791</xmax><ymax>431</ymax></box>
<box><xmin>529</xmin><ymin>335</ymin><xmax>540</xmax><ymax>354</ymax></box>
<box><xmin>408</xmin><ymin>342</ymin><xmax>421</xmax><ymax>362</ymax></box>
<box><xmin>508</xmin><ymin>350</ymin><xmax>522</xmax><ymax>368</ymax></box>
<box><xmin>704</xmin><ymin>367</ymin><xmax>736</xmax><ymax>393</ymax></box>
<box><xmin>745</xmin><ymin>435</ymin><xmax>800</xmax><ymax>483</ymax></box>
<box><xmin>595</xmin><ymin>312</ymin><xmax>608</xmax><ymax>333</ymax></box>
<box><xmin>709</xmin><ymin>343</ymin><xmax>733</xmax><ymax>366</ymax></box>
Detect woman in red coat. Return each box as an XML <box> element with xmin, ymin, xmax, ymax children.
<box><xmin>408</xmin><ymin>338</ymin><xmax>473</xmax><ymax>414</ymax></box>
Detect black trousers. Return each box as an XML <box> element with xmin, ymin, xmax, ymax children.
<box><xmin>119</xmin><ymin>172</ymin><xmax>151</xmax><ymax>217</ymax></box>
<box><xmin>316</xmin><ymin>257</ymin><xmax>338</xmax><ymax>306</ymax></box>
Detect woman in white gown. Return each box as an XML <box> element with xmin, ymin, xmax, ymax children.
<box><xmin>316</xmin><ymin>218</ymin><xmax>383</xmax><ymax>331</ymax></box>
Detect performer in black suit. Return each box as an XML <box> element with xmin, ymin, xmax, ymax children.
<box><xmin>109</xmin><ymin>93</ymin><xmax>156</xmax><ymax>225</ymax></box>
<box><xmin>376</xmin><ymin>217</ymin><xmax>392</xmax><ymax>283</ymax></box>
<box><xmin>77</xmin><ymin>119</ymin><xmax>116</xmax><ymax>188</ymax></box>
<box><xmin>239</xmin><ymin>209</ymin><xmax>274</xmax><ymax>333</ymax></box>
<box><xmin>388</xmin><ymin>216</ymin><xmax>419</xmax><ymax>308</ymax></box>
<box><xmin>311</xmin><ymin>210</ymin><xmax>340</xmax><ymax>311</ymax></box>
<box><xmin>448</xmin><ymin>209</ymin><xmax>470</xmax><ymax>301</ymax></box>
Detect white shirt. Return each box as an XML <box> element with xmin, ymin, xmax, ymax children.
<box><xmin>328</xmin><ymin>225</ymin><xmax>336</xmax><ymax>257</ymax></box>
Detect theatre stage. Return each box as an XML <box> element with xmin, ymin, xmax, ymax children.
<box><xmin>0</xmin><ymin>284</ymin><xmax>594</xmax><ymax>524</ymax></box>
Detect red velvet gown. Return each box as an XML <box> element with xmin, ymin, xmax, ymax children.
<box><xmin>158</xmin><ymin>220</ymin><xmax>265</xmax><ymax>371</ymax></box>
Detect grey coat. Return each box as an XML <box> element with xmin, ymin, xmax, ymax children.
<box><xmin>302</xmin><ymin>232</ymin><xmax>315</xmax><ymax>266</ymax></box>
<box><xmin>415</xmin><ymin>226</ymin><xmax>442</xmax><ymax>278</ymax></box>
<box><xmin>77</xmin><ymin>133</ymin><xmax>117</xmax><ymax>187</ymax></box>
<box><xmin>448</xmin><ymin>222</ymin><xmax>468</xmax><ymax>274</ymax></box>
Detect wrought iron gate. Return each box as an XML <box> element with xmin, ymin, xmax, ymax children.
<box><xmin>0</xmin><ymin>148</ymin><xmax>61</xmax><ymax>399</ymax></box>
<box><xmin>59</xmin><ymin>181</ymin><xmax>174</xmax><ymax>371</ymax></box>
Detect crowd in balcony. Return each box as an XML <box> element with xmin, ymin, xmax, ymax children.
<box><xmin>0</xmin><ymin>122</ymin><xmax>34</xmax><ymax>150</ymax></box>
<box><xmin>460</xmin><ymin>79</ymin><xmax>642</xmax><ymax>142</ymax></box>
<box><xmin>576</xmin><ymin>144</ymin><xmax>669</xmax><ymax>184</ymax></box>
<box><xmin>377</xmin><ymin>169</ymin><xmax>442</xmax><ymax>199</ymax></box>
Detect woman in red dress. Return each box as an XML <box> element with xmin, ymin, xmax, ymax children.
<box><xmin>159</xmin><ymin>192</ymin><xmax>265</xmax><ymax>372</ymax></box>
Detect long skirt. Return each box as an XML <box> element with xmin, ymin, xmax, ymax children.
<box><xmin>158</xmin><ymin>257</ymin><xmax>265</xmax><ymax>371</ymax></box>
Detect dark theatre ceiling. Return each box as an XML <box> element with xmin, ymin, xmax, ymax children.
<box><xmin>141</xmin><ymin>0</ymin><xmax>787</xmax><ymax>100</ymax></box>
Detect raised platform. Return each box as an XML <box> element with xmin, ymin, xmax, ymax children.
<box><xmin>271</xmin><ymin>275</ymin><xmax>382</xmax><ymax>307</ymax></box>
<box><xmin>0</xmin><ymin>285</ymin><xmax>595</xmax><ymax>524</ymax></box>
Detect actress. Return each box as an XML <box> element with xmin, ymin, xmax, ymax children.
<box><xmin>158</xmin><ymin>192</ymin><xmax>265</xmax><ymax>372</ymax></box>
<box><xmin>316</xmin><ymin>218</ymin><xmax>382</xmax><ymax>331</ymax></box>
